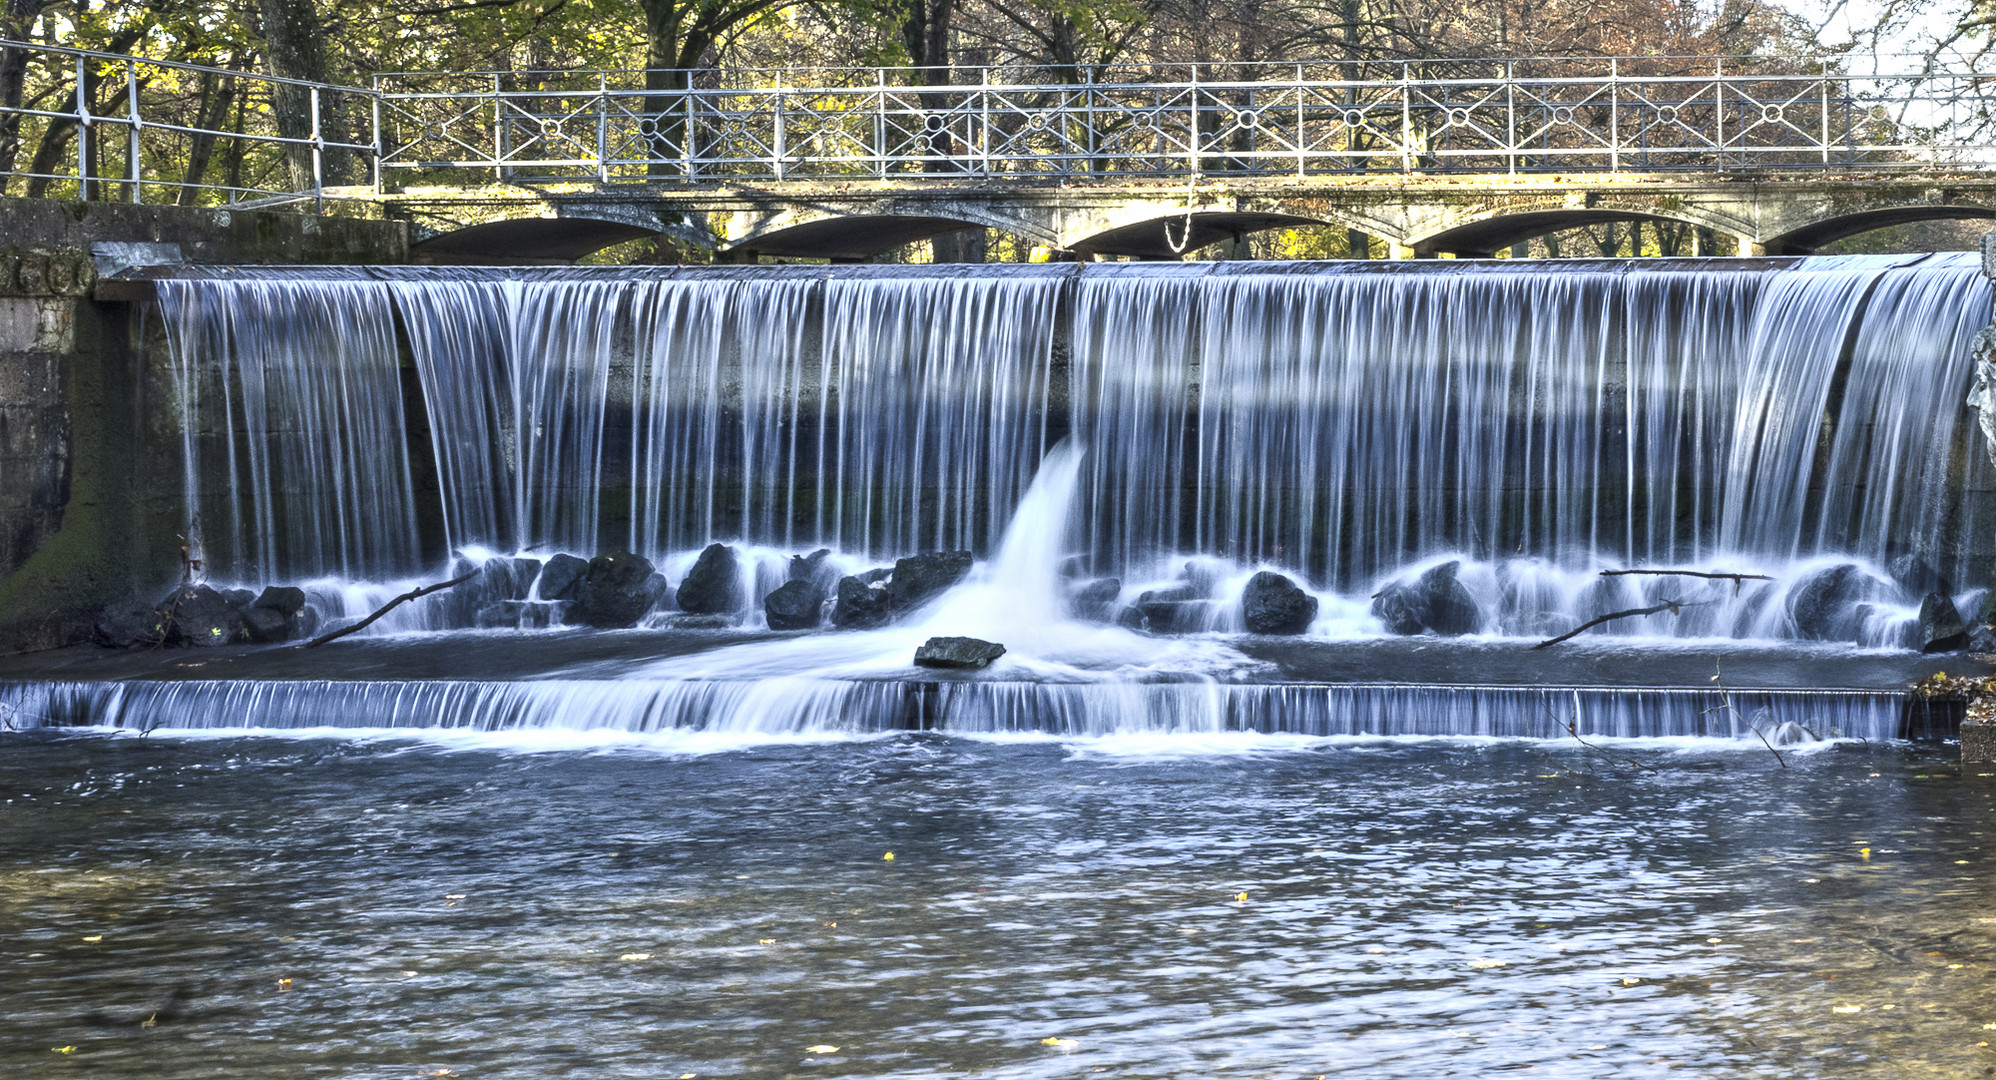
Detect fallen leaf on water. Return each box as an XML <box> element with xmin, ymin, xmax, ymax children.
<box><xmin>140</xmin><ymin>1014</ymin><xmax>156</xmax><ymax>1030</ymax></box>
<box><xmin>276</xmin><ymin>978</ymin><xmax>293</xmax><ymax>990</ymax></box>
<box><xmin>50</xmin><ymin>1046</ymin><xmax>75</xmax><ymax>1054</ymax></box>
<box><xmin>882</xmin><ymin>852</ymin><xmax>895</xmax><ymax>862</ymax></box>
<box><xmin>1041</xmin><ymin>1037</ymin><xmax>1079</xmax><ymax>1049</ymax></box>
<box><xmin>1833</xmin><ymin>1005</ymin><xmax>1862</xmax><ymax>1014</ymax></box>
<box><xmin>81</xmin><ymin>935</ymin><xmax>102</xmax><ymax>943</ymax></box>
<box><xmin>1469</xmin><ymin>960</ymin><xmax>1505</xmax><ymax>969</ymax></box>
<box><xmin>1235</xmin><ymin>892</ymin><xmax>1249</xmax><ymax>902</ymax></box>
<box><xmin>758</xmin><ymin>939</ymin><xmax>776</xmax><ymax>945</ymax></box>
<box><xmin>1621</xmin><ymin>978</ymin><xmax>1641</xmax><ymax>986</ymax></box>
<box><xmin>1861</xmin><ymin>849</ymin><xmax>1872</xmax><ymax>860</ymax></box>
<box><xmin>804</xmin><ymin>1044</ymin><xmax>840</xmax><ymax>1054</ymax></box>
<box><xmin>620</xmin><ymin>953</ymin><xmax>652</xmax><ymax>961</ymax></box>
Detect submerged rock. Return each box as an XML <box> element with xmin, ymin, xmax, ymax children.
<box><xmin>788</xmin><ymin>548</ymin><xmax>841</xmax><ymax>594</ymax></box>
<box><xmin>240</xmin><ymin>585</ymin><xmax>308</xmax><ymax>643</ymax></box>
<box><xmin>890</xmin><ymin>551</ymin><xmax>974</xmax><ymax>610</ymax></box>
<box><xmin>1134</xmin><ymin>584</ymin><xmax>1204</xmax><ymax>633</ymax></box>
<box><xmin>253</xmin><ymin>586</ymin><xmax>307</xmax><ymax>616</ymax></box>
<box><xmin>914</xmin><ymin>636</ymin><xmax>1006</xmax><ymax>670</ymax></box>
<box><xmin>668</xmin><ymin>614</ymin><xmax>734</xmax><ymax>630</ymax></box>
<box><xmin>570</xmin><ymin>552</ymin><xmax>666</xmax><ymax>628</ymax></box>
<box><xmin>1369</xmin><ymin>579</ymin><xmax>1430</xmax><ymax>636</ymax></box>
<box><xmin>1242</xmin><ymin>571</ymin><xmax>1318</xmax><ymax>634</ymax></box>
<box><xmin>1066</xmin><ymin>577</ymin><xmax>1122</xmax><ymax>622</ymax></box>
<box><xmin>93</xmin><ymin>598</ymin><xmax>164</xmax><ymax>649</ymax></box>
<box><xmin>537</xmin><ymin>553</ymin><xmax>589</xmax><ymax>601</ymax></box>
<box><xmin>763</xmin><ymin>579</ymin><xmax>824</xmax><ymax>631</ymax></box>
<box><xmin>1787</xmin><ymin>563</ymin><xmax>1865</xmax><ymax>640</ymax></box>
<box><xmin>160</xmin><ymin>585</ymin><xmax>242</xmax><ymax>647</ymax></box>
<box><xmin>1919</xmin><ymin>591</ymin><xmax>1969</xmax><ymax>653</ymax></box>
<box><xmin>475</xmin><ymin>600</ymin><xmax>556</xmax><ymax>630</ymax></box>
<box><xmin>675</xmin><ymin>543</ymin><xmax>740</xmax><ymax>615</ymax></box>
<box><xmin>1888</xmin><ymin>552</ymin><xmax>1953</xmax><ymax>598</ymax></box>
<box><xmin>833</xmin><ymin>576</ymin><xmax>893</xmax><ymax>629</ymax></box>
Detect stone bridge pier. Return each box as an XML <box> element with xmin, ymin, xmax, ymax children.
<box><xmin>380</xmin><ymin>174</ymin><xmax>1996</xmax><ymax>263</ymax></box>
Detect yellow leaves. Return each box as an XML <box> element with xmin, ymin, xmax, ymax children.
<box><xmin>1832</xmin><ymin>1005</ymin><xmax>1862</xmax><ymax>1014</ymax></box>
<box><xmin>1860</xmin><ymin>848</ymin><xmax>1872</xmax><ymax>861</ymax></box>
<box><xmin>1620</xmin><ymin>978</ymin><xmax>1641</xmax><ymax>986</ymax></box>
<box><xmin>619</xmin><ymin>953</ymin><xmax>652</xmax><ymax>961</ymax></box>
<box><xmin>140</xmin><ymin>1014</ymin><xmax>156</xmax><ymax>1030</ymax></box>
<box><xmin>758</xmin><ymin>938</ymin><xmax>776</xmax><ymax>945</ymax></box>
<box><xmin>81</xmin><ymin>935</ymin><xmax>102</xmax><ymax>942</ymax></box>
<box><xmin>1468</xmin><ymin>960</ymin><xmax>1506</xmax><ymax>969</ymax></box>
<box><xmin>50</xmin><ymin>1045</ymin><xmax>76</xmax><ymax>1054</ymax></box>
<box><xmin>276</xmin><ymin>977</ymin><xmax>293</xmax><ymax>991</ymax></box>
<box><xmin>1041</xmin><ymin>1037</ymin><xmax>1079</xmax><ymax>1049</ymax></box>
<box><xmin>1706</xmin><ymin>938</ymin><xmax>1724</xmax><ymax>944</ymax></box>
<box><xmin>881</xmin><ymin>852</ymin><xmax>894</xmax><ymax>862</ymax></box>
<box><xmin>803</xmin><ymin>1045</ymin><xmax>840</xmax><ymax>1054</ymax></box>
<box><xmin>1234</xmin><ymin>892</ymin><xmax>1249</xmax><ymax>902</ymax></box>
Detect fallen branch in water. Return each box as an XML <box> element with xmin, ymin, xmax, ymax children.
<box><xmin>302</xmin><ymin>571</ymin><xmax>476</xmax><ymax>648</ymax></box>
<box><xmin>1599</xmin><ymin>568</ymin><xmax>1772</xmax><ymax>595</ymax></box>
<box><xmin>1539</xmin><ymin>692</ymin><xmax>1657</xmax><ymax>773</ymax></box>
<box><xmin>1533</xmin><ymin>600</ymin><xmax>1691</xmax><ymax>650</ymax></box>
<box><xmin>1705</xmin><ymin>660</ymin><xmax>1787</xmax><ymax>768</ymax></box>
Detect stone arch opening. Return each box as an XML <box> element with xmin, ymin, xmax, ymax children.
<box><xmin>1763</xmin><ymin>205</ymin><xmax>1996</xmax><ymax>254</ymax></box>
<box><xmin>1412</xmin><ymin>208</ymin><xmax>1734</xmax><ymax>258</ymax></box>
<box><xmin>410</xmin><ymin>217</ymin><xmax>659</xmax><ymax>265</ymax></box>
<box><xmin>727</xmin><ymin>214</ymin><xmax>1013</xmax><ymax>261</ymax></box>
<box><xmin>1070</xmin><ymin>212</ymin><xmax>1328</xmax><ymax>259</ymax></box>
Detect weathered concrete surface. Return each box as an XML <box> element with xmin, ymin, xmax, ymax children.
<box><xmin>0</xmin><ymin>199</ymin><xmax>407</xmax><ymax>654</ymax></box>
<box><xmin>377</xmin><ymin>173</ymin><xmax>1996</xmax><ymax>261</ymax></box>
<box><xmin>1963</xmin><ymin>720</ymin><xmax>1996</xmax><ymax>762</ymax></box>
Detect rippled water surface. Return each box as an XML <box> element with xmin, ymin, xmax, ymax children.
<box><xmin>3</xmin><ymin>731</ymin><xmax>1994</xmax><ymax>1079</ymax></box>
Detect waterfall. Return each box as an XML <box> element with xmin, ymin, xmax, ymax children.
<box><xmin>153</xmin><ymin>255</ymin><xmax>1992</xmax><ymax>643</ymax></box>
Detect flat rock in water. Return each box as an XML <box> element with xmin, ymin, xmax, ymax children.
<box><xmin>833</xmin><ymin>576</ymin><xmax>892</xmax><ymax>629</ymax></box>
<box><xmin>890</xmin><ymin>551</ymin><xmax>974</xmax><ymax>610</ymax></box>
<box><xmin>914</xmin><ymin>636</ymin><xmax>1006</xmax><ymax>670</ymax></box>
<box><xmin>1242</xmin><ymin>571</ymin><xmax>1318</xmax><ymax>634</ymax></box>
<box><xmin>675</xmin><ymin>543</ymin><xmax>740</xmax><ymax>615</ymax></box>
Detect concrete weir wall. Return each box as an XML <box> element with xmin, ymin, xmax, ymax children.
<box><xmin>0</xmin><ymin>199</ymin><xmax>406</xmax><ymax>653</ymax></box>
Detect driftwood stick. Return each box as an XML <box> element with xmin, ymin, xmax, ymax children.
<box><xmin>1533</xmin><ymin>600</ymin><xmax>1687</xmax><ymax>650</ymax></box>
<box><xmin>302</xmin><ymin>571</ymin><xmax>476</xmax><ymax>648</ymax></box>
<box><xmin>1599</xmin><ymin>569</ymin><xmax>1772</xmax><ymax>582</ymax></box>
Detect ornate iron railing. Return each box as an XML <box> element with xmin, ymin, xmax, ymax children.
<box><xmin>1</xmin><ymin>40</ymin><xmax>1990</xmax><ymax>204</ymax></box>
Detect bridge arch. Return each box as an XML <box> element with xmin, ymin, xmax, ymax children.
<box><xmin>1408</xmin><ymin>203</ymin><xmax>1743</xmax><ymax>258</ymax></box>
<box><xmin>409</xmin><ymin>216</ymin><xmax>661</xmax><ymax>265</ymax></box>
<box><xmin>1761</xmin><ymin>203</ymin><xmax>1996</xmax><ymax>254</ymax></box>
<box><xmin>1067</xmin><ymin>210</ymin><xmax>1332</xmax><ymax>259</ymax></box>
<box><xmin>723</xmin><ymin>201</ymin><xmax>1059</xmax><ymax>260</ymax></box>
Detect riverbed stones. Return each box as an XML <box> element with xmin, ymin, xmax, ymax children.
<box><xmin>254</xmin><ymin>586</ymin><xmax>306</xmax><ymax>616</ymax></box>
<box><xmin>537</xmin><ymin>553</ymin><xmax>589</xmax><ymax>601</ymax></box>
<box><xmin>1787</xmin><ymin>563</ymin><xmax>1865</xmax><ymax>640</ymax></box>
<box><xmin>1066</xmin><ymin>577</ymin><xmax>1121</xmax><ymax>621</ymax></box>
<box><xmin>1919</xmin><ymin>591</ymin><xmax>1969</xmax><ymax>653</ymax></box>
<box><xmin>1134</xmin><ymin>584</ymin><xmax>1203</xmax><ymax>633</ymax></box>
<box><xmin>833</xmin><ymin>576</ymin><xmax>892</xmax><ymax>628</ymax></box>
<box><xmin>675</xmin><ymin>543</ymin><xmax>740</xmax><ymax>615</ymax></box>
<box><xmin>93</xmin><ymin>598</ymin><xmax>164</xmax><ymax>648</ymax></box>
<box><xmin>764</xmin><ymin>579</ymin><xmax>824</xmax><ymax>630</ymax></box>
<box><xmin>1242</xmin><ymin>571</ymin><xmax>1318</xmax><ymax>634</ymax></box>
<box><xmin>914</xmin><ymin>636</ymin><xmax>1006</xmax><ymax>669</ymax></box>
<box><xmin>570</xmin><ymin>551</ymin><xmax>666</xmax><ymax>628</ymax></box>
<box><xmin>160</xmin><ymin>584</ymin><xmax>243</xmax><ymax>647</ymax></box>
<box><xmin>890</xmin><ymin>551</ymin><xmax>974</xmax><ymax>610</ymax></box>
<box><xmin>1370</xmin><ymin>561</ymin><xmax>1480</xmax><ymax>636</ymax></box>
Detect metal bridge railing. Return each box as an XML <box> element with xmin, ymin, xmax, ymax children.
<box><xmin>1</xmin><ymin>40</ymin><xmax>1991</xmax><ymax>205</ymax></box>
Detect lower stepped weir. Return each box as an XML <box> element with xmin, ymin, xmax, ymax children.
<box><xmin>17</xmin><ymin>253</ymin><xmax>1996</xmax><ymax>743</ymax></box>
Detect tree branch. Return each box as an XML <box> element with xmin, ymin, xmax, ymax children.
<box><xmin>302</xmin><ymin>571</ymin><xmax>475</xmax><ymax>648</ymax></box>
<box><xmin>1534</xmin><ymin>599</ymin><xmax>1691</xmax><ymax>649</ymax></box>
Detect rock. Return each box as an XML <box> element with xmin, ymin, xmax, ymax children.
<box><xmin>1918</xmin><ymin>591</ymin><xmax>1969</xmax><ymax>653</ymax></box>
<box><xmin>763</xmin><ymin>579</ymin><xmax>824</xmax><ymax>631</ymax></box>
<box><xmin>570</xmin><ymin>552</ymin><xmax>666</xmax><ymax>628</ymax></box>
<box><xmin>789</xmin><ymin>548</ymin><xmax>835</xmax><ymax>583</ymax></box>
<box><xmin>1066</xmin><ymin>577</ymin><xmax>1122</xmax><ymax>621</ymax></box>
<box><xmin>1180</xmin><ymin>561</ymin><xmax>1225</xmax><ymax>599</ymax></box>
<box><xmin>253</xmin><ymin>586</ymin><xmax>306</xmax><ymax>616</ymax></box>
<box><xmin>1787</xmin><ymin>563</ymin><xmax>1865</xmax><ymax>640</ymax></box>
<box><xmin>890</xmin><ymin>551</ymin><xmax>974</xmax><ymax>610</ymax></box>
<box><xmin>1888</xmin><ymin>552</ymin><xmax>1953</xmax><ymax>598</ymax></box>
<box><xmin>675</xmin><ymin>543</ymin><xmax>740</xmax><ymax>615</ymax></box>
<box><xmin>669</xmin><ymin>614</ymin><xmax>734</xmax><ymax>630</ymax></box>
<box><xmin>241</xmin><ymin>605</ymin><xmax>296</xmax><ymax>643</ymax></box>
<box><xmin>914</xmin><ymin>636</ymin><xmax>1006</xmax><ymax>669</ymax></box>
<box><xmin>537</xmin><ymin>553</ymin><xmax>589</xmax><ymax>601</ymax></box>
<box><xmin>93</xmin><ymin>598</ymin><xmax>164</xmax><ymax>649</ymax></box>
<box><xmin>475</xmin><ymin>601</ymin><xmax>555</xmax><ymax>630</ymax></box>
<box><xmin>833</xmin><ymin>576</ymin><xmax>893</xmax><ymax>629</ymax></box>
<box><xmin>1242</xmin><ymin>571</ymin><xmax>1318</xmax><ymax>634</ymax></box>
<box><xmin>1133</xmin><ymin>584</ymin><xmax>1202</xmax><ymax>632</ymax></box>
<box><xmin>1370</xmin><ymin>578</ymin><xmax>1430</xmax><ymax>635</ymax></box>
<box><xmin>159</xmin><ymin>585</ymin><xmax>243</xmax><ymax>647</ymax></box>
<box><xmin>858</xmin><ymin>567</ymin><xmax>894</xmax><ymax>585</ymax></box>
<box><xmin>1419</xmin><ymin>562</ymin><xmax>1481</xmax><ymax>636</ymax></box>
<box><xmin>1369</xmin><ymin>562</ymin><xmax>1480</xmax><ymax>636</ymax></box>
<box><xmin>1971</xmin><ymin>625</ymin><xmax>1996</xmax><ymax>654</ymax></box>
<box><xmin>222</xmin><ymin>588</ymin><xmax>255</xmax><ymax>609</ymax></box>
<box><xmin>1115</xmin><ymin>605</ymin><xmax>1149</xmax><ymax>632</ymax></box>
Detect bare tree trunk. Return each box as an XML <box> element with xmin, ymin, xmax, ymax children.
<box><xmin>258</xmin><ymin>0</ymin><xmax>347</xmax><ymax>190</ymax></box>
<box><xmin>178</xmin><ymin>61</ymin><xmax>242</xmax><ymax>204</ymax></box>
<box><xmin>0</xmin><ymin>0</ymin><xmax>47</xmax><ymax>195</ymax></box>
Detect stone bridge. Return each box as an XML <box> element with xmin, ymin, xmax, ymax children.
<box><xmin>381</xmin><ymin>173</ymin><xmax>1996</xmax><ymax>262</ymax></box>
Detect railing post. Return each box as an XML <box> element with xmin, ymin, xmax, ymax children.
<box><xmin>1188</xmin><ymin>65</ymin><xmax>1200</xmax><ymax>177</ymax></box>
<box><xmin>1609</xmin><ymin>58</ymin><xmax>1619</xmax><ymax>173</ymax></box>
<box><xmin>1400</xmin><ymin>62</ymin><xmax>1412</xmax><ymax>174</ymax></box>
<box><xmin>597</xmin><ymin>73</ymin><xmax>609</xmax><ymax>183</ymax></box>
<box><xmin>773</xmin><ymin>73</ymin><xmax>785</xmax><ymax>181</ymax></box>
<box><xmin>1714</xmin><ymin>58</ymin><xmax>1725</xmax><ymax>166</ymax></box>
<box><xmin>371</xmin><ymin>74</ymin><xmax>384</xmax><ymax>193</ymax></box>
<box><xmin>126</xmin><ymin>60</ymin><xmax>142</xmax><ymax>203</ymax></box>
<box><xmin>1506</xmin><ymin>60</ymin><xmax>1517</xmax><ymax>176</ymax></box>
<box><xmin>310</xmin><ymin>84</ymin><xmax>325</xmax><ymax>213</ymax></box>
<box><xmin>875</xmin><ymin>69</ymin><xmax>887</xmax><ymax>180</ymax></box>
<box><xmin>74</xmin><ymin>54</ymin><xmax>89</xmax><ymax>200</ymax></box>
<box><xmin>1295</xmin><ymin>63</ymin><xmax>1306</xmax><ymax>178</ymax></box>
<box><xmin>493</xmin><ymin>74</ymin><xmax>507</xmax><ymax>182</ymax></box>
<box><xmin>685</xmin><ymin>75</ymin><xmax>698</xmax><ymax>180</ymax></box>
<box><xmin>1820</xmin><ymin>73</ymin><xmax>1830</xmax><ymax>165</ymax></box>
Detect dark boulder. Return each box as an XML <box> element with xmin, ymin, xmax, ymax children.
<box><xmin>537</xmin><ymin>553</ymin><xmax>589</xmax><ymax>601</ymax></box>
<box><xmin>914</xmin><ymin>636</ymin><xmax>1007</xmax><ymax>670</ymax></box>
<box><xmin>241</xmin><ymin>606</ymin><xmax>295</xmax><ymax>643</ymax></box>
<box><xmin>1918</xmin><ymin>591</ymin><xmax>1969</xmax><ymax>653</ymax></box>
<box><xmin>1180</xmin><ymin>561</ymin><xmax>1224</xmax><ymax>599</ymax></box>
<box><xmin>1242</xmin><ymin>571</ymin><xmax>1318</xmax><ymax>634</ymax></box>
<box><xmin>858</xmin><ymin>567</ymin><xmax>894</xmax><ymax>585</ymax></box>
<box><xmin>890</xmin><ymin>551</ymin><xmax>974</xmax><ymax>610</ymax></box>
<box><xmin>222</xmin><ymin>587</ymin><xmax>255</xmax><ymax>609</ymax></box>
<box><xmin>570</xmin><ymin>552</ymin><xmax>667</xmax><ymax>628</ymax></box>
<box><xmin>833</xmin><ymin>576</ymin><xmax>893</xmax><ymax>629</ymax></box>
<box><xmin>93</xmin><ymin>598</ymin><xmax>164</xmax><ymax>649</ymax></box>
<box><xmin>1066</xmin><ymin>577</ymin><xmax>1122</xmax><ymax>621</ymax></box>
<box><xmin>788</xmin><ymin>548</ymin><xmax>841</xmax><ymax>593</ymax></box>
<box><xmin>1419</xmin><ymin>562</ymin><xmax>1481</xmax><ymax>636</ymax></box>
<box><xmin>253</xmin><ymin>586</ymin><xmax>306</xmax><ymax>616</ymax></box>
<box><xmin>475</xmin><ymin>601</ymin><xmax>556</xmax><ymax>630</ymax></box>
<box><xmin>675</xmin><ymin>543</ymin><xmax>740</xmax><ymax>615</ymax></box>
<box><xmin>1134</xmin><ymin>585</ymin><xmax>1203</xmax><ymax>634</ymax></box>
<box><xmin>764</xmin><ymin>579</ymin><xmax>824</xmax><ymax>631</ymax></box>
<box><xmin>1370</xmin><ymin>579</ymin><xmax>1430</xmax><ymax>635</ymax></box>
<box><xmin>159</xmin><ymin>585</ymin><xmax>243</xmax><ymax>647</ymax></box>
<box><xmin>1787</xmin><ymin>563</ymin><xmax>1865</xmax><ymax>640</ymax></box>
